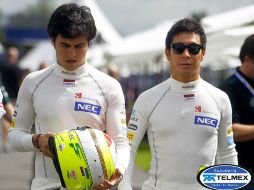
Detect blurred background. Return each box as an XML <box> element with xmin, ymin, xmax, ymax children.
<box><xmin>0</xmin><ymin>0</ymin><xmax>254</xmax><ymax>189</ymax></box>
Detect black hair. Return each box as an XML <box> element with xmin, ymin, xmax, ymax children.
<box><xmin>165</xmin><ymin>18</ymin><xmax>207</xmax><ymax>50</ymax></box>
<box><xmin>47</xmin><ymin>3</ymin><xmax>97</xmax><ymax>42</ymax></box>
<box><xmin>239</xmin><ymin>34</ymin><xmax>254</xmax><ymax>63</ymax></box>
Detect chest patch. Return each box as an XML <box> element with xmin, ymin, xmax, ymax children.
<box><xmin>74</xmin><ymin>102</ymin><xmax>101</xmax><ymax>115</ymax></box>
<box><xmin>194</xmin><ymin>115</ymin><xmax>218</xmax><ymax>128</ymax></box>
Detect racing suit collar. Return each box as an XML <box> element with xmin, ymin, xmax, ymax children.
<box><xmin>54</xmin><ymin>62</ymin><xmax>88</xmax><ymax>78</ymax></box>
<box><xmin>169</xmin><ymin>77</ymin><xmax>201</xmax><ymax>92</ymax></box>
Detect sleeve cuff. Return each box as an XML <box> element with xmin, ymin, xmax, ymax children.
<box><xmin>23</xmin><ymin>134</ymin><xmax>36</xmax><ymax>151</ymax></box>
<box><xmin>116</xmin><ymin>163</ymin><xmax>126</xmax><ymax>176</ymax></box>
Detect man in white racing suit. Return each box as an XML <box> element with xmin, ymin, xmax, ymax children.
<box><xmin>8</xmin><ymin>3</ymin><xmax>129</xmax><ymax>190</ymax></box>
<box><xmin>118</xmin><ymin>18</ymin><xmax>238</xmax><ymax>190</ymax></box>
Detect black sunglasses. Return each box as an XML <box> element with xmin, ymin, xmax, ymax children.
<box><xmin>171</xmin><ymin>43</ymin><xmax>203</xmax><ymax>55</ymax></box>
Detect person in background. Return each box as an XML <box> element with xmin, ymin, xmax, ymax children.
<box><xmin>38</xmin><ymin>61</ymin><xmax>50</xmax><ymax>71</ymax></box>
<box><xmin>0</xmin><ymin>85</ymin><xmax>14</xmax><ymax>152</ymax></box>
<box><xmin>119</xmin><ymin>18</ymin><xmax>238</xmax><ymax>190</ymax></box>
<box><xmin>107</xmin><ymin>64</ymin><xmax>137</xmax><ymax>123</ymax></box>
<box><xmin>8</xmin><ymin>3</ymin><xmax>129</xmax><ymax>190</ymax></box>
<box><xmin>219</xmin><ymin>34</ymin><xmax>254</xmax><ymax>187</ymax></box>
<box><xmin>107</xmin><ymin>63</ymin><xmax>121</xmax><ymax>81</ymax></box>
<box><xmin>0</xmin><ymin>46</ymin><xmax>23</xmax><ymax>99</ymax></box>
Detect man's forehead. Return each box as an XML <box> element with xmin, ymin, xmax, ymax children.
<box><xmin>56</xmin><ymin>34</ymin><xmax>88</xmax><ymax>44</ymax></box>
<box><xmin>172</xmin><ymin>32</ymin><xmax>201</xmax><ymax>43</ymax></box>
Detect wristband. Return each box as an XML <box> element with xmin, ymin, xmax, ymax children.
<box><xmin>33</xmin><ymin>134</ymin><xmax>43</xmax><ymax>149</ymax></box>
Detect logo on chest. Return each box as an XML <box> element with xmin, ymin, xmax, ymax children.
<box><xmin>74</xmin><ymin>102</ymin><xmax>101</xmax><ymax>115</ymax></box>
<box><xmin>194</xmin><ymin>116</ymin><xmax>218</xmax><ymax>128</ymax></box>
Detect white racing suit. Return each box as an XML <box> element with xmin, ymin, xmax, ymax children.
<box><xmin>9</xmin><ymin>63</ymin><xmax>130</xmax><ymax>190</ymax></box>
<box><xmin>119</xmin><ymin>77</ymin><xmax>238</xmax><ymax>190</ymax></box>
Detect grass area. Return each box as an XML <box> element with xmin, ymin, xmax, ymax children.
<box><xmin>135</xmin><ymin>140</ymin><xmax>151</xmax><ymax>172</ymax></box>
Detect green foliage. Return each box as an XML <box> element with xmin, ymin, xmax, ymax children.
<box><xmin>190</xmin><ymin>11</ymin><xmax>207</xmax><ymax>23</ymax></box>
<box><xmin>0</xmin><ymin>31</ymin><xmax>5</xmax><ymax>42</ymax></box>
<box><xmin>135</xmin><ymin>140</ymin><xmax>151</xmax><ymax>172</ymax></box>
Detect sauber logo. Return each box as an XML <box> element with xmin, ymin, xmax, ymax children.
<box><xmin>75</xmin><ymin>92</ymin><xmax>82</xmax><ymax>99</ymax></box>
<box><xmin>195</xmin><ymin>106</ymin><xmax>202</xmax><ymax>112</ymax></box>
<box><xmin>74</xmin><ymin>102</ymin><xmax>101</xmax><ymax>115</ymax></box>
<box><xmin>194</xmin><ymin>116</ymin><xmax>218</xmax><ymax>128</ymax></box>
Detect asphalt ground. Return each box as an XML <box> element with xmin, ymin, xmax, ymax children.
<box><xmin>0</xmin><ymin>150</ymin><xmax>34</xmax><ymax>190</ymax></box>
<box><xmin>0</xmin><ymin>146</ymin><xmax>148</xmax><ymax>190</ymax></box>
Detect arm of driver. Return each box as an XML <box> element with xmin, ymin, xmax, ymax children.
<box><xmin>104</xmin><ymin>80</ymin><xmax>130</xmax><ymax>175</ymax></box>
<box><xmin>8</xmin><ymin>74</ymin><xmax>36</xmax><ymax>151</ymax></box>
<box><xmin>216</xmin><ymin>94</ymin><xmax>238</xmax><ymax>165</ymax></box>
<box><xmin>118</xmin><ymin>94</ymin><xmax>149</xmax><ymax>190</ymax></box>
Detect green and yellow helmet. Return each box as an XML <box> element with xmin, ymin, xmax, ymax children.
<box><xmin>48</xmin><ymin>127</ymin><xmax>117</xmax><ymax>190</ymax></box>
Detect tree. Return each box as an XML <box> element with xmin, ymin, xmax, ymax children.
<box><xmin>190</xmin><ymin>10</ymin><xmax>207</xmax><ymax>23</ymax></box>
<box><xmin>7</xmin><ymin>1</ymin><xmax>53</xmax><ymax>29</ymax></box>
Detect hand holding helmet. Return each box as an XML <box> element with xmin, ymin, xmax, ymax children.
<box><xmin>32</xmin><ymin>132</ymin><xmax>55</xmax><ymax>157</ymax></box>
<box><xmin>48</xmin><ymin>127</ymin><xmax>118</xmax><ymax>190</ymax></box>
<box><xmin>92</xmin><ymin>168</ymin><xmax>123</xmax><ymax>190</ymax></box>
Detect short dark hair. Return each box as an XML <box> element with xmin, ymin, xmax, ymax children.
<box><xmin>239</xmin><ymin>34</ymin><xmax>254</xmax><ymax>63</ymax></box>
<box><xmin>165</xmin><ymin>18</ymin><xmax>207</xmax><ymax>50</ymax></box>
<box><xmin>47</xmin><ymin>3</ymin><xmax>97</xmax><ymax>42</ymax></box>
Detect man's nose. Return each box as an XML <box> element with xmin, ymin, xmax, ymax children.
<box><xmin>67</xmin><ymin>48</ymin><xmax>76</xmax><ymax>57</ymax></box>
<box><xmin>182</xmin><ymin>48</ymin><xmax>191</xmax><ymax>57</ymax></box>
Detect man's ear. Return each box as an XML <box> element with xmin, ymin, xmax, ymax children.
<box><xmin>165</xmin><ymin>48</ymin><xmax>170</xmax><ymax>59</ymax></box>
<box><xmin>244</xmin><ymin>55</ymin><xmax>253</xmax><ymax>64</ymax></box>
<box><xmin>201</xmin><ymin>49</ymin><xmax>206</xmax><ymax>61</ymax></box>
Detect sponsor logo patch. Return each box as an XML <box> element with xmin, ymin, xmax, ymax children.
<box><xmin>74</xmin><ymin>102</ymin><xmax>101</xmax><ymax>115</ymax></box>
<box><xmin>13</xmin><ymin>111</ymin><xmax>17</xmax><ymax>117</ymax></box>
<box><xmin>128</xmin><ymin>123</ymin><xmax>138</xmax><ymax>131</ymax></box>
<box><xmin>75</xmin><ymin>92</ymin><xmax>82</xmax><ymax>99</ymax></box>
<box><xmin>127</xmin><ymin>131</ymin><xmax>135</xmax><ymax>143</ymax></box>
<box><xmin>227</xmin><ymin>127</ymin><xmax>233</xmax><ymax>135</ymax></box>
<box><xmin>195</xmin><ymin>106</ymin><xmax>202</xmax><ymax>112</ymax></box>
<box><xmin>10</xmin><ymin>119</ymin><xmax>16</xmax><ymax>128</ymax></box>
<box><xmin>121</xmin><ymin>118</ymin><xmax>126</xmax><ymax>125</ymax></box>
<box><xmin>182</xmin><ymin>85</ymin><xmax>194</xmax><ymax>89</ymax></box>
<box><xmin>121</xmin><ymin>126</ymin><xmax>127</xmax><ymax>136</ymax></box>
<box><xmin>227</xmin><ymin>136</ymin><xmax>234</xmax><ymax>147</ymax></box>
<box><xmin>131</xmin><ymin>109</ymin><xmax>136</xmax><ymax>117</ymax></box>
<box><xmin>197</xmin><ymin>164</ymin><xmax>252</xmax><ymax>190</ymax></box>
<box><xmin>62</xmin><ymin>71</ymin><xmax>76</xmax><ymax>75</ymax></box>
<box><xmin>130</xmin><ymin>116</ymin><xmax>138</xmax><ymax>122</ymax></box>
<box><xmin>194</xmin><ymin>116</ymin><xmax>218</xmax><ymax>128</ymax></box>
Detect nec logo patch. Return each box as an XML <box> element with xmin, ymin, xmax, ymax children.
<box><xmin>194</xmin><ymin>116</ymin><xmax>218</xmax><ymax>128</ymax></box>
<box><xmin>74</xmin><ymin>102</ymin><xmax>101</xmax><ymax>115</ymax></box>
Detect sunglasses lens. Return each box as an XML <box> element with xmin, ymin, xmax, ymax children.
<box><xmin>188</xmin><ymin>44</ymin><xmax>202</xmax><ymax>55</ymax></box>
<box><xmin>171</xmin><ymin>43</ymin><xmax>202</xmax><ymax>55</ymax></box>
<box><xmin>172</xmin><ymin>43</ymin><xmax>185</xmax><ymax>54</ymax></box>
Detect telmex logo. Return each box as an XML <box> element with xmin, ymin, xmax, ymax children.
<box><xmin>74</xmin><ymin>102</ymin><xmax>101</xmax><ymax>115</ymax></box>
<box><xmin>194</xmin><ymin>116</ymin><xmax>218</xmax><ymax>128</ymax></box>
<box><xmin>197</xmin><ymin>164</ymin><xmax>252</xmax><ymax>190</ymax></box>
